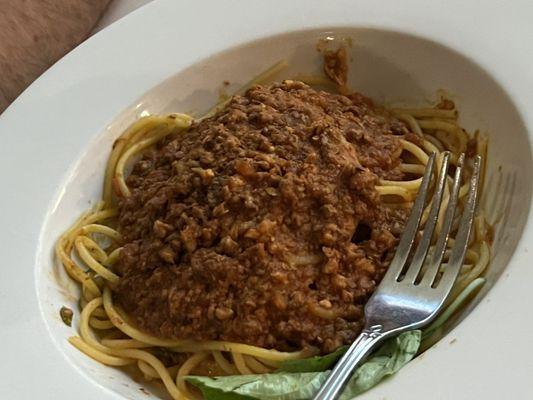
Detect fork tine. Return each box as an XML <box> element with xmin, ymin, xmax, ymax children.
<box><xmin>382</xmin><ymin>152</ymin><xmax>436</xmax><ymax>283</ymax></box>
<box><xmin>420</xmin><ymin>154</ymin><xmax>465</xmax><ymax>287</ymax></box>
<box><xmin>435</xmin><ymin>155</ymin><xmax>481</xmax><ymax>293</ymax></box>
<box><xmin>402</xmin><ymin>152</ymin><xmax>451</xmax><ymax>284</ymax></box>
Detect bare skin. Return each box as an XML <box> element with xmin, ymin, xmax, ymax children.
<box><xmin>0</xmin><ymin>0</ymin><xmax>111</xmax><ymax>113</ymax></box>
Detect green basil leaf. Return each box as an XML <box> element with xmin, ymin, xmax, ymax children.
<box><xmin>187</xmin><ymin>331</ymin><xmax>421</xmax><ymax>400</ymax></box>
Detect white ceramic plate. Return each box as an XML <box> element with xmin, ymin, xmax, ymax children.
<box><xmin>1</xmin><ymin>0</ymin><xmax>532</xmax><ymax>399</ymax></box>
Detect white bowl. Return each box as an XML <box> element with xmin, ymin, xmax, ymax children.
<box><xmin>1</xmin><ymin>1</ymin><xmax>532</xmax><ymax>399</ymax></box>
<box><xmin>37</xmin><ymin>27</ymin><xmax>532</xmax><ymax>400</ymax></box>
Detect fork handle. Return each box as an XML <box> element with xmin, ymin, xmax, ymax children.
<box><xmin>312</xmin><ymin>325</ymin><xmax>386</xmax><ymax>400</ymax></box>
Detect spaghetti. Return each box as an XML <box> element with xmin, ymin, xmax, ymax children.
<box><xmin>56</xmin><ymin>69</ymin><xmax>490</xmax><ymax>400</ymax></box>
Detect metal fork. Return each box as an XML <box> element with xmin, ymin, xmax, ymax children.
<box><xmin>313</xmin><ymin>151</ymin><xmax>482</xmax><ymax>400</ymax></box>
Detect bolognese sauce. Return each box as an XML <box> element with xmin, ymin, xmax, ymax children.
<box><xmin>115</xmin><ymin>80</ymin><xmax>419</xmax><ymax>353</ymax></box>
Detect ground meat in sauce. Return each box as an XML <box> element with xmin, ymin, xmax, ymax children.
<box><xmin>115</xmin><ymin>81</ymin><xmax>416</xmax><ymax>353</ymax></box>
<box><xmin>324</xmin><ymin>47</ymin><xmax>348</xmax><ymax>89</ymax></box>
